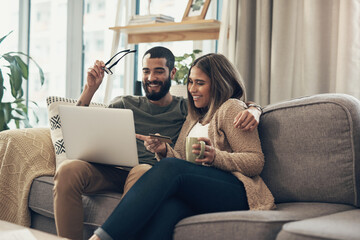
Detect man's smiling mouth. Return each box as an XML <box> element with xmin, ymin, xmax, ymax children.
<box><xmin>145</xmin><ymin>81</ymin><xmax>162</xmax><ymax>88</ymax></box>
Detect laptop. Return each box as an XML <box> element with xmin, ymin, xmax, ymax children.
<box><xmin>58</xmin><ymin>105</ymin><xmax>139</xmax><ymax>167</ymax></box>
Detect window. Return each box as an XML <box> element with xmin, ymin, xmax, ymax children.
<box><xmin>83</xmin><ymin>0</ymin><xmax>121</xmax><ymax>103</ymax></box>
<box><xmin>28</xmin><ymin>0</ymin><xmax>68</xmax><ymax>127</ymax></box>
<box><xmin>0</xmin><ymin>1</ymin><xmax>19</xmax><ymax>49</ymax></box>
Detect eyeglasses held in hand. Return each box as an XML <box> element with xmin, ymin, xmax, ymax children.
<box><xmin>102</xmin><ymin>49</ymin><xmax>137</xmax><ymax>75</ymax></box>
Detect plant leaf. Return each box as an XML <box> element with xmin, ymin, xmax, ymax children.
<box><xmin>9</xmin><ymin>77</ymin><xmax>18</xmax><ymax>98</ymax></box>
<box><xmin>174</xmin><ymin>49</ymin><xmax>202</xmax><ymax>85</ymax></box>
<box><xmin>8</xmin><ymin>51</ymin><xmax>45</xmax><ymax>86</ymax></box>
<box><xmin>23</xmin><ymin>118</ymin><xmax>31</xmax><ymax>128</ymax></box>
<box><xmin>2</xmin><ymin>53</ymin><xmax>15</xmax><ymax>63</ymax></box>
<box><xmin>0</xmin><ymin>105</ymin><xmax>5</xmax><ymax>131</ymax></box>
<box><xmin>13</xmin><ymin>98</ymin><xmax>26</xmax><ymax>103</ymax></box>
<box><xmin>29</xmin><ymin>99</ymin><xmax>39</xmax><ymax>107</ymax></box>
<box><xmin>14</xmin><ymin>56</ymin><xmax>29</xmax><ymax>79</ymax></box>
<box><xmin>14</xmin><ymin>119</ymin><xmax>20</xmax><ymax>129</ymax></box>
<box><xmin>13</xmin><ymin>110</ymin><xmax>31</xmax><ymax>128</ymax></box>
<box><xmin>13</xmin><ymin>116</ymin><xmax>26</xmax><ymax>121</ymax></box>
<box><xmin>175</xmin><ymin>56</ymin><xmax>185</xmax><ymax>61</ymax></box>
<box><xmin>12</xmin><ymin>60</ymin><xmax>23</xmax><ymax>92</ymax></box>
<box><xmin>2</xmin><ymin>123</ymin><xmax>9</xmax><ymax>131</ymax></box>
<box><xmin>18</xmin><ymin>87</ymin><xmax>24</xmax><ymax>98</ymax></box>
<box><xmin>17</xmin><ymin>102</ymin><xmax>27</xmax><ymax>109</ymax></box>
<box><xmin>0</xmin><ymin>69</ymin><xmax>4</xmax><ymax>102</ymax></box>
<box><xmin>15</xmin><ymin>102</ymin><xmax>28</xmax><ymax>114</ymax></box>
<box><xmin>15</xmin><ymin>109</ymin><xmax>28</xmax><ymax>118</ymax></box>
<box><xmin>32</xmin><ymin>110</ymin><xmax>39</xmax><ymax>124</ymax></box>
<box><xmin>39</xmin><ymin>67</ymin><xmax>45</xmax><ymax>85</ymax></box>
<box><xmin>0</xmin><ymin>31</ymin><xmax>13</xmax><ymax>45</ymax></box>
<box><xmin>4</xmin><ymin>54</ymin><xmax>23</xmax><ymax>97</ymax></box>
<box><xmin>0</xmin><ymin>38</ymin><xmax>43</xmax><ymax>130</ymax></box>
<box><xmin>2</xmin><ymin>102</ymin><xmax>12</xmax><ymax>124</ymax></box>
<box><xmin>8</xmin><ymin>64</ymin><xmax>22</xmax><ymax>98</ymax></box>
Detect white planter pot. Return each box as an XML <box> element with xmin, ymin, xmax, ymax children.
<box><xmin>170</xmin><ymin>84</ymin><xmax>188</xmax><ymax>98</ymax></box>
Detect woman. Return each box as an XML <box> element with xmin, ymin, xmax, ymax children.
<box><xmin>90</xmin><ymin>53</ymin><xmax>275</xmax><ymax>240</ymax></box>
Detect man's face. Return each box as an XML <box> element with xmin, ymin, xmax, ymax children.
<box><xmin>142</xmin><ymin>55</ymin><xmax>173</xmax><ymax>101</ymax></box>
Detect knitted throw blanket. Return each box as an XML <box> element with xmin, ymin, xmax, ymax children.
<box><xmin>0</xmin><ymin>128</ymin><xmax>55</xmax><ymax>227</ymax></box>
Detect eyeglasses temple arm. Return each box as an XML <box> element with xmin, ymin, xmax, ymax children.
<box><xmin>104</xmin><ymin>49</ymin><xmax>131</xmax><ymax>66</ymax></box>
<box><xmin>107</xmin><ymin>50</ymin><xmax>137</xmax><ymax>70</ymax></box>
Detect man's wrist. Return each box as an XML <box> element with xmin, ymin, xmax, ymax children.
<box><xmin>248</xmin><ymin>103</ymin><xmax>263</xmax><ymax>114</ymax></box>
<box><xmin>84</xmin><ymin>83</ymin><xmax>98</xmax><ymax>95</ymax></box>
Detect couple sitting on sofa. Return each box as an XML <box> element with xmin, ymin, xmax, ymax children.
<box><xmin>54</xmin><ymin>46</ymin><xmax>275</xmax><ymax>240</ymax></box>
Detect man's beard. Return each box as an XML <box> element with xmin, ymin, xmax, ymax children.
<box><xmin>143</xmin><ymin>76</ymin><xmax>171</xmax><ymax>101</ymax></box>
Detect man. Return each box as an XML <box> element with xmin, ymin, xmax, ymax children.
<box><xmin>53</xmin><ymin>46</ymin><xmax>262</xmax><ymax>240</ymax></box>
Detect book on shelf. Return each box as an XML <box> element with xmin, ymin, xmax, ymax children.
<box><xmin>128</xmin><ymin>19</ymin><xmax>173</xmax><ymax>25</ymax></box>
<box><xmin>130</xmin><ymin>14</ymin><xmax>174</xmax><ymax>21</ymax></box>
<box><xmin>128</xmin><ymin>14</ymin><xmax>174</xmax><ymax>25</ymax></box>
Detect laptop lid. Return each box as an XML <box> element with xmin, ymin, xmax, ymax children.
<box><xmin>58</xmin><ymin>105</ymin><xmax>139</xmax><ymax>167</ymax></box>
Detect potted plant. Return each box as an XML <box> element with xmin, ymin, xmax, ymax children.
<box><xmin>0</xmin><ymin>31</ymin><xmax>44</xmax><ymax>131</ymax></box>
<box><xmin>170</xmin><ymin>49</ymin><xmax>202</xmax><ymax>98</ymax></box>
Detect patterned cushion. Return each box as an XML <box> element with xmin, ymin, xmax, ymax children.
<box><xmin>46</xmin><ymin>96</ymin><xmax>107</xmax><ymax>167</ymax></box>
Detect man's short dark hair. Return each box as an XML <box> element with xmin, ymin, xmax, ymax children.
<box><xmin>143</xmin><ymin>46</ymin><xmax>175</xmax><ymax>70</ymax></box>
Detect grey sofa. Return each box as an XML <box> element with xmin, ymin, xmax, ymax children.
<box><xmin>25</xmin><ymin>93</ymin><xmax>360</xmax><ymax>239</ymax></box>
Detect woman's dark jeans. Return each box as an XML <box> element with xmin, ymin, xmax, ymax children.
<box><xmin>100</xmin><ymin>158</ymin><xmax>249</xmax><ymax>240</ymax></box>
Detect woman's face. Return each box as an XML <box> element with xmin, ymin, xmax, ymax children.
<box><xmin>188</xmin><ymin>66</ymin><xmax>211</xmax><ymax>109</ymax></box>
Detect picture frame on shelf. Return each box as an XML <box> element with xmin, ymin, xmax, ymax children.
<box><xmin>182</xmin><ymin>0</ymin><xmax>211</xmax><ymax>21</ymax></box>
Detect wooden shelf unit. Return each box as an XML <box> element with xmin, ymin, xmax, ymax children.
<box><xmin>109</xmin><ymin>19</ymin><xmax>221</xmax><ymax>44</ymax></box>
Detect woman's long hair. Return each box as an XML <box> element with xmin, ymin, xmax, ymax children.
<box><xmin>187</xmin><ymin>53</ymin><xmax>246</xmax><ymax>124</ymax></box>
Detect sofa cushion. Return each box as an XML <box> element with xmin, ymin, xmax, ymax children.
<box><xmin>276</xmin><ymin>209</ymin><xmax>360</xmax><ymax>240</ymax></box>
<box><xmin>29</xmin><ymin>176</ymin><xmax>122</xmax><ymax>227</ymax></box>
<box><xmin>259</xmin><ymin>94</ymin><xmax>360</xmax><ymax>207</ymax></box>
<box><xmin>173</xmin><ymin>202</ymin><xmax>355</xmax><ymax>240</ymax></box>
<box><xmin>46</xmin><ymin>96</ymin><xmax>106</xmax><ymax>167</ymax></box>
<box><xmin>28</xmin><ymin>176</ymin><xmax>55</xmax><ymax>218</ymax></box>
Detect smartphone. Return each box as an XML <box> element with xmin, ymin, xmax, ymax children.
<box><xmin>149</xmin><ymin>134</ymin><xmax>172</xmax><ymax>144</ymax></box>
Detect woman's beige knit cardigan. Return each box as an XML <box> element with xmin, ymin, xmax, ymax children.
<box><xmin>162</xmin><ymin>99</ymin><xmax>275</xmax><ymax>210</ymax></box>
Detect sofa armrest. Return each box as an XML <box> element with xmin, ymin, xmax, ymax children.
<box><xmin>0</xmin><ymin>128</ymin><xmax>56</xmax><ymax>226</ymax></box>
<box><xmin>0</xmin><ymin>128</ymin><xmax>55</xmax><ymax>167</ymax></box>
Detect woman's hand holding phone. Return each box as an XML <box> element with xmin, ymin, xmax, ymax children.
<box><xmin>136</xmin><ymin>133</ymin><xmax>168</xmax><ymax>155</ymax></box>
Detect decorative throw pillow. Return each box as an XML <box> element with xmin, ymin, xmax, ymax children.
<box><xmin>46</xmin><ymin>96</ymin><xmax>107</xmax><ymax>167</ymax></box>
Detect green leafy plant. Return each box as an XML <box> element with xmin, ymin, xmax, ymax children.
<box><xmin>0</xmin><ymin>31</ymin><xmax>44</xmax><ymax>131</ymax></box>
<box><xmin>173</xmin><ymin>49</ymin><xmax>202</xmax><ymax>85</ymax></box>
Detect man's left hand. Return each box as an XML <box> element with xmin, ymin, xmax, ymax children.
<box><xmin>233</xmin><ymin>108</ymin><xmax>261</xmax><ymax>131</ymax></box>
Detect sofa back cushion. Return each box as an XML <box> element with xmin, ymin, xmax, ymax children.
<box><xmin>259</xmin><ymin>94</ymin><xmax>360</xmax><ymax>207</ymax></box>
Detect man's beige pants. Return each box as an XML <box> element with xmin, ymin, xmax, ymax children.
<box><xmin>53</xmin><ymin>159</ymin><xmax>151</xmax><ymax>240</ymax></box>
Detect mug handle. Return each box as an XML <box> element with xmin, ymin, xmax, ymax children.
<box><xmin>197</xmin><ymin>141</ymin><xmax>206</xmax><ymax>159</ymax></box>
